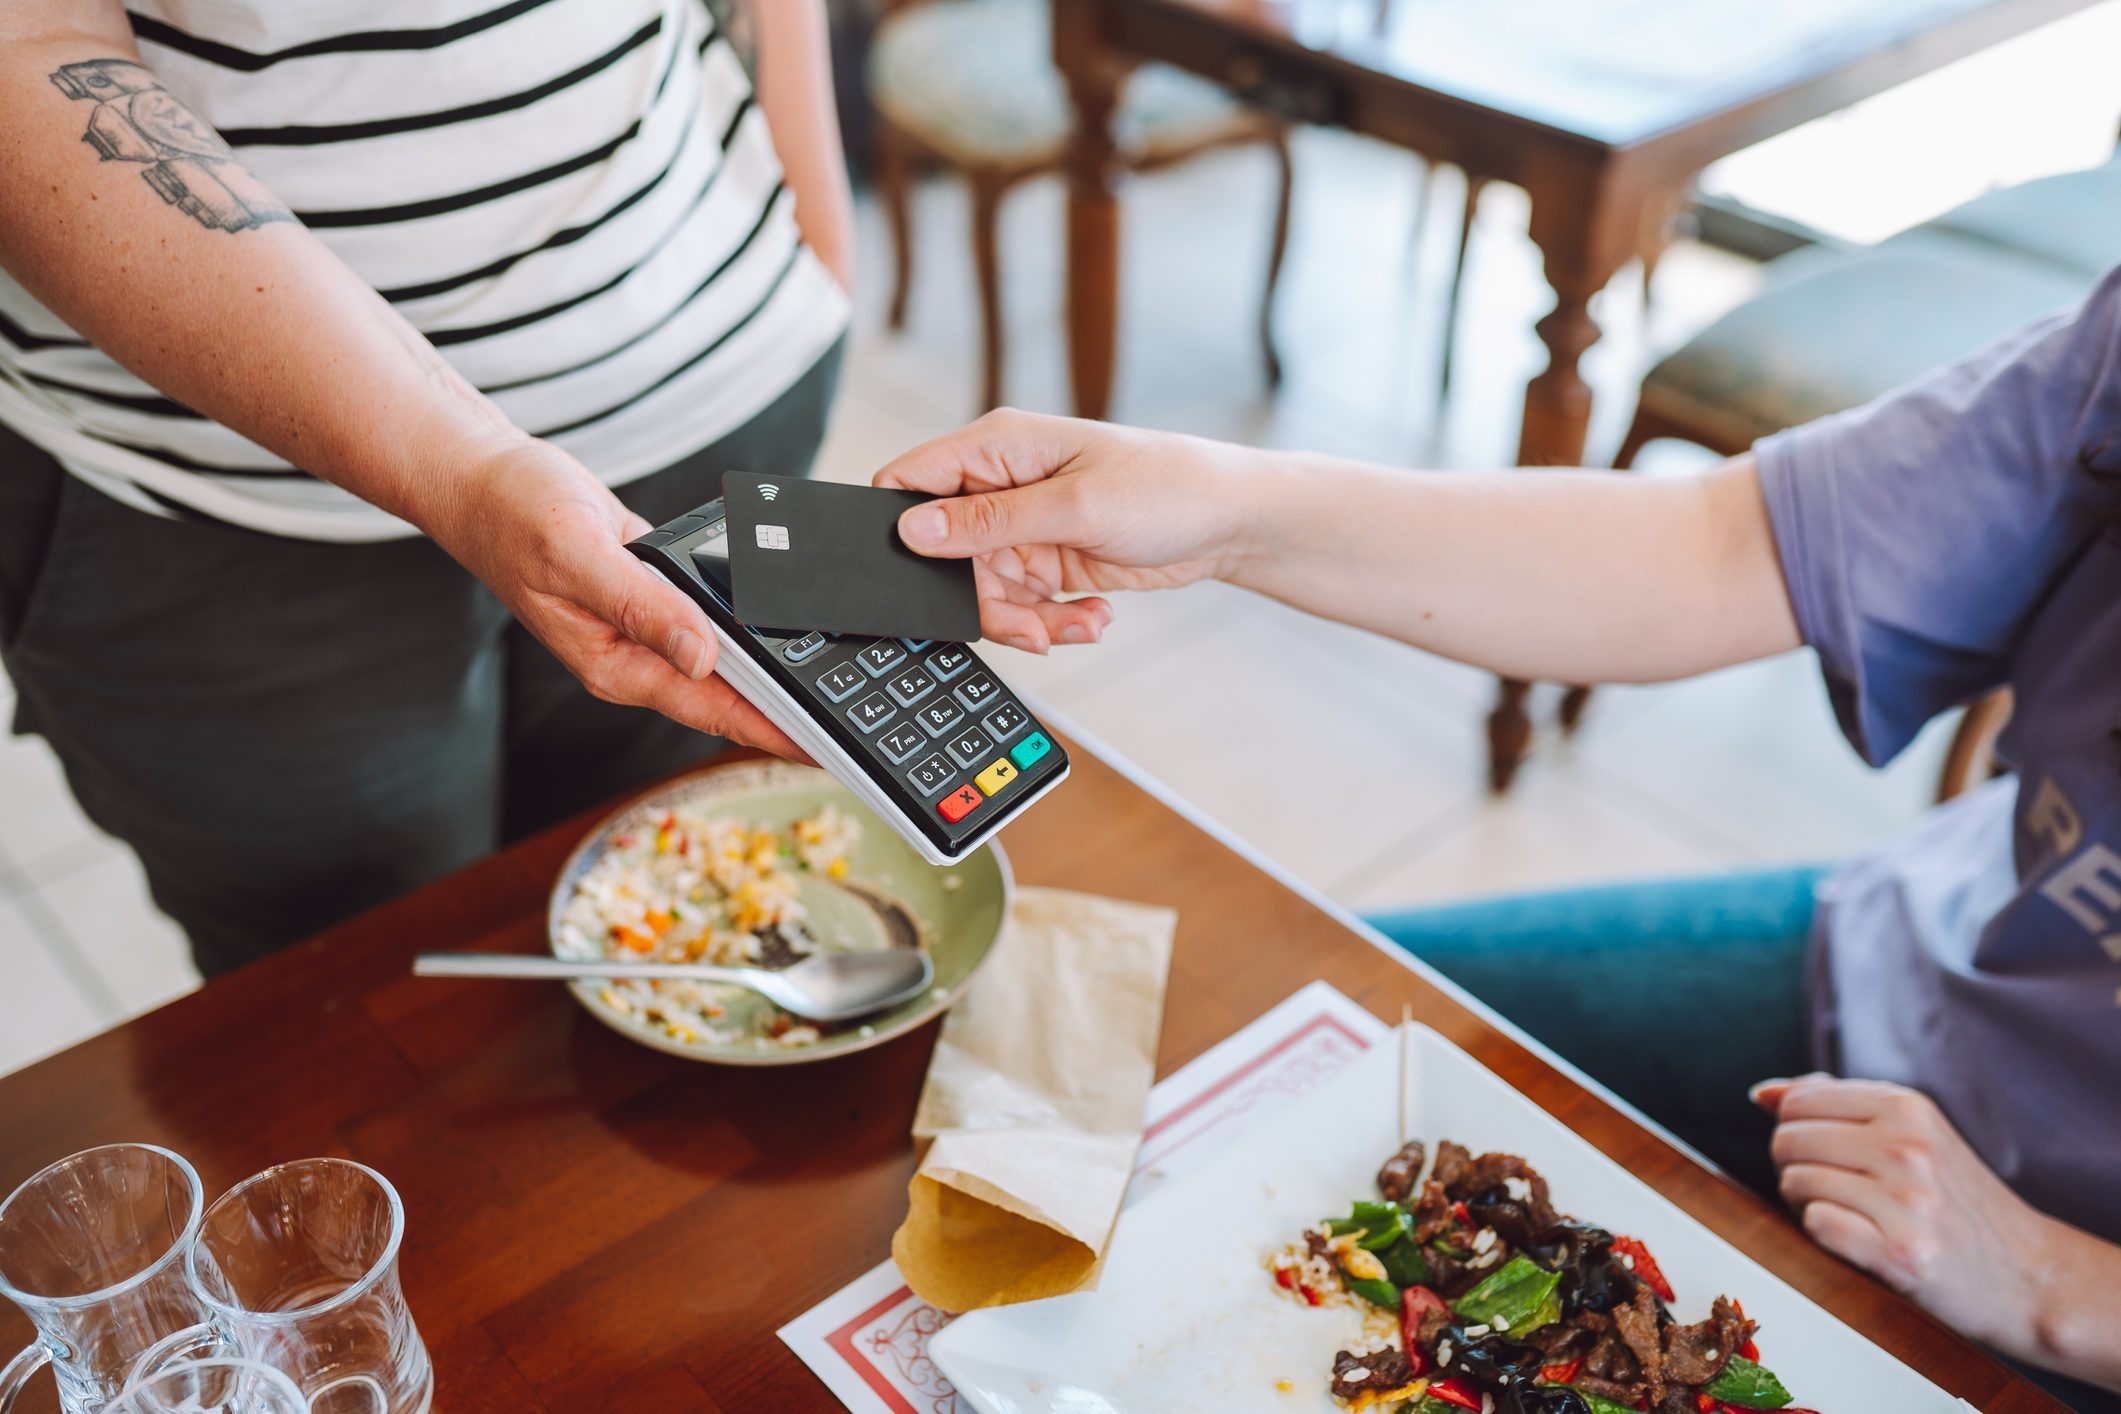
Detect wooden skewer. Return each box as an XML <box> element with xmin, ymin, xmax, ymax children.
<box><xmin>1399</xmin><ymin>1002</ymin><xmax>1414</xmax><ymax>1144</ymax></box>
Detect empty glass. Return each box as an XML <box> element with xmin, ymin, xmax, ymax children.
<box><xmin>107</xmin><ymin>1358</ymin><xmax>308</xmax><ymax>1414</ymax></box>
<box><xmin>0</xmin><ymin>1143</ymin><xmax>209</xmax><ymax>1414</ymax></box>
<box><xmin>142</xmin><ymin>1160</ymin><xmax>431</xmax><ymax>1414</ymax></box>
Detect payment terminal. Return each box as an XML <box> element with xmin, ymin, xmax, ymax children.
<box><xmin>628</xmin><ymin>501</ymin><xmax>1069</xmax><ymax>865</ymax></box>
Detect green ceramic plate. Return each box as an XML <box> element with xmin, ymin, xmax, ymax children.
<box><xmin>547</xmin><ymin>759</ymin><xmax>1011</xmax><ymax>1066</ymax></box>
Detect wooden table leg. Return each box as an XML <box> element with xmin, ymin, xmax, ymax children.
<box><xmin>1053</xmin><ymin>0</ymin><xmax>1124</xmax><ymax>422</ymax></box>
<box><xmin>1488</xmin><ymin>173</ymin><xmax>1640</xmax><ymax>792</ymax></box>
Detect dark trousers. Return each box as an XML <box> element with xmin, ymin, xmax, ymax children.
<box><xmin>0</xmin><ymin>345</ymin><xmax>840</xmax><ymax>978</ymax></box>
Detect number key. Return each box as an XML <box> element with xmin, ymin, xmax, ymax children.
<box><xmin>886</xmin><ymin>664</ymin><xmax>937</xmax><ymax>708</ymax></box>
<box><xmin>954</xmin><ymin>672</ymin><xmax>1001</xmax><ymax>711</ymax></box>
<box><xmin>945</xmin><ymin>725</ymin><xmax>994</xmax><ymax>769</ymax></box>
<box><xmin>926</xmin><ymin>644</ymin><xmax>973</xmax><ymax>681</ymax></box>
<box><xmin>916</xmin><ymin>697</ymin><xmax>966</xmax><ymax>737</ymax></box>
<box><xmin>856</xmin><ymin>640</ymin><xmax>907</xmax><ymax>677</ymax></box>
<box><xmin>816</xmin><ymin>662</ymin><xmax>866</xmax><ymax>702</ymax></box>
<box><xmin>877</xmin><ymin>721</ymin><xmax>926</xmax><ymax>764</ymax></box>
<box><xmin>848</xmin><ymin>691</ymin><xmax>895</xmax><ymax>733</ymax></box>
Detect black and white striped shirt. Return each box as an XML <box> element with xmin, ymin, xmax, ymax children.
<box><xmin>0</xmin><ymin>0</ymin><xmax>849</xmax><ymax>541</ymax></box>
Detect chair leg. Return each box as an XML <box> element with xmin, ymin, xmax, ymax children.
<box><xmin>1438</xmin><ymin>172</ymin><xmax>1488</xmax><ymax>397</ymax></box>
<box><xmin>1558</xmin><ymin>409</ymin><xmax>1657</xmax><ymax>735</ymax></box>
<box><xmin>1260</xmin><ymin>127</ymin><xmax>1294</xmax><ymax>389</ymax></box>
<box><xmin>1487</xmin><ymin>676</ymin><xmax>1535</xmax><ymax>793</ymax></box>
<box><xmin>970</xmin><ymin>170</ymin><xmax>1006</xmax><ymax>413</ymax></box>
<box><xmin>877</xmin><ymin>122</ymin><xmax>915</xmax><ymax>332</ymax></box>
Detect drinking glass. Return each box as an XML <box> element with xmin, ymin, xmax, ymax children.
<box><xmin>0</xmin><ymin>1143</ymin><xmax>209</xmax><ymax>1414</ymax></box>
<box><xmin>108</xmin><ymin>1358</ymin><xmax>308</xmax><ymax>1414</ymax></box>
<box><xmin>140</xmin><ymin>1160</ymin><xmax>431</xmax><ymax>1414</ymax></box>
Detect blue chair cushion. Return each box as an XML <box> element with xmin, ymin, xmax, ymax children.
<box><xmin>1637</xmin><ymin>237</ymin><xmax>2090</xmax><ymax>449</ymax></box>
<box><xmin>867</xmin><ymin>0</ymin><xmax>1256</xmax><ymax>168</ymax></box>
<box><xmin>1916</xmin><ymin>153</ymin><xmax>2121</xmax><ymax>282</ymax></box>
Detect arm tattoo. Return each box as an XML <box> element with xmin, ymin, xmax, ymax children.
<box><xmin>50</xmin><ymin>59</ymin><xmax>292</xmax><ymax>233</ymax></box>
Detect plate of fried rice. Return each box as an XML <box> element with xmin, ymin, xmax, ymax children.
<box><xmin>547</xmin><ymin>758</ymin><xmax>1011</xmax><ymax>1065</ymax></box>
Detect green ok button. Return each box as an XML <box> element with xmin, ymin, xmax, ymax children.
<box><xmin>1009</xmin><ymin>731</ymin><xmax>1052</xmax><ymax>771</ymax></box>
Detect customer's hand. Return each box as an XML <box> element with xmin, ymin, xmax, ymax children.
<box><xmin>875</xmin><ymin>409</ymin><xmax>1262</xmax><ymax>653</ymax></box>
<box><xmin>1755</xmin><ymin>1074</ymin><xmax>2117</xmax><ymax>1381</ymax></box>
<box><xmin>423</xmin><ymin>437</ymin><xmax>805</xmax><ymax>758</ymax></box>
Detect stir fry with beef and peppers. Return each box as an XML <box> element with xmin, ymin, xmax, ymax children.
<box><xmin>1267</xmin><ymin>1140</ymin><xmax>1816</xmax><ymax>1414</ymax></box>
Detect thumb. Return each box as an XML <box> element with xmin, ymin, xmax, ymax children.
<box><xmin>897</xmin><ymin>482</ymin><xmax>1075</xmax><ymax>560</ymax></box>
<box><xmin>576</xmin><ymin>538</ymin><xmax>720</xmax><ymax>681</ymax></box>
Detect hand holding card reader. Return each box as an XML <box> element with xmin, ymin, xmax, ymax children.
<box><xmin>627</xmin><ymin>493</ymin><xmax>1068</xmax><ymax>866</ymax></box>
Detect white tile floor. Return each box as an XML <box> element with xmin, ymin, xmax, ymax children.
<box><xmin>0</xmin><ymin>126</ymin><xmax>1949</xmax><ymax>1077</ymax></box>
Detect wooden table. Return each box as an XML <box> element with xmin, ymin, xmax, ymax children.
<box><xmin>1052</xmin><ymin>0</ymin><xmax>2093</xmax><ymax>787</ymax></box>
<box><xmin>0</xmin><ymin>736</ymin><xmax>2063</xmax><ymax>1412</ymax></box>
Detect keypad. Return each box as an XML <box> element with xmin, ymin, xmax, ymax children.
<box><xmin>916</xmin><ymin>697</ymin><xmax>966</xmax><ymax>737</ymax></box>
<box><xmin>927</xmin><ymin>644</ymin><xmax>973</xmax><ymax>681</ymax></box>
<box><xmin>886</xmin><ymin>665</ymin><xmax>937</xmax><ymax>708</ymax></box>
<box><xmin>849</xmin><ymin>691</ymin><xmax>896</xmax><ymax>733</ymax></box>
<box><xmin>983</xmin><ymin>701</ymin><xmax>1028</xmax><ymax>740</ymax></box>
<box><xmin>817</xmin><ymin>662</ymin><xmax>866</xmax><ymax>702</ymax></box>
<box><xmin>938</xmin><ymin>782</ymin><xmax>984</xmax><ymax>823</ymax></box>
<box><xmin>955</xmin><ymin>672</ymin><xmax>1001</xmax><ymax>711</ymax></box>
<box><xmin>907</xmin><ymin>753</ymin><xmax>956</xmax><ymax>797</ymax></box>
<box><xmin>877</xmin><ymin>721</ymin><xmax>927</xmax><ymax>764</ymax></box>
<box><xmin>782</xmin><ymin>632</ymin><xmax>827</xmax><ymax>663</ymax></box>
<box><xmin>856</xmin><ymin>640</ymin><xmax>907</xmax><ymax>677</ymax></box>
<box><xmin>975</xmin><ymin>757</ymin><xmax>1019</xmax><ymax>796</ymax></box>
<box><xmin>945</xmin><ymin>725</ymin><xmax>994</xmax><ymax>769</ymax></box>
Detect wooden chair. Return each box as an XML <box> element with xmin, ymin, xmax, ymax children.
<box><xmin>867</xmin><ymin>0</ymin><xmax>1293</xmax><ymax>412</ymax></box>
<box><xmin>1481</xmin><ymin>153</ymin><xmax>2121</xmax><ymax>788</ymax></box>
<box><xmin>1937</xmin><ymin>690</ymin><xmax>2012</xmax><ymax>804</ymax></box>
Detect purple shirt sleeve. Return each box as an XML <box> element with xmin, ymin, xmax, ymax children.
<box><xmin>1755</xmin><ymin>264</ymin><xmax>2121</xmax><ymax>766</ymax></box>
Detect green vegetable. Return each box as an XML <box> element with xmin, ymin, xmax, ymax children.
<box><xmin>1427</xmin><ymin>1241</ymin><xmax>1471</xmax><ymax>1259</ymax></box>
<box><xmin>1344</xmin><ymin>1274</ymin><xmax>1401</xmax><ymax>1310</ymax></box>
<box><xmin>1413</xmin><ymin>1399</ymin><xmax>1462</xmax><ymax>1414</ymax></box>
<box><xmin>1702</xmin><ymin>1355</ymin><xmax>1792</xmax><ymax>1409</ymax></box>
<box><xmin>1451</xmin><ymin>1253</ymin><xmax>1563</xmax><ymax>1335</ymax></box>
<box><xmin>1376</xmin><ymin>1233</ymin><xmax>1430</xmax><ymax>1287</ymax></box>
<box><xmin>1563</xmin><ymin>1387</ymin><xmax>1639</xmax><ymax>1414</ymax></box>
<box><xmin>1323</xmin><ymin>1200</ymin><xmax>1413</xmax><ymax>1251</ymax></box>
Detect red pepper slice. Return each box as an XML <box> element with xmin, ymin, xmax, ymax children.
<box><xmin>1695</xmin><ymin>1395</ymin><xmax>1716</xmax><ymax>1413</ymax></box>
<box><xmin>1451</xmin><ymin>1200</ymin><xmax>1474</xmax><ymax>1228</ymax></box>
<box><xmin>1738</xmin><ymin>1338</ymin><xmax>1759</xmax><ymax>1361</ymax></box>
<box><xmin>1612</xmin><ymin>1235</ymin><xmax>1675</xmax><ymax>1303</ymax></box>
<box><xmin>1275</xmin><ymin>1267</ymin><xmax>1295</xmax><ymax>1289</ymax></box>
<box><xmin>1399</xmin><ymin>1286</ymin><xmax>1448</xmax><ymax>1374</ymax></box>
<box><xmin>1538</xmin><ymin>1357</ymin><xmax>1584</xmax><ymax>1385</ymax></box>
<box><xmin>1427</xmin><ymin>1377</ymin><xmax>1483</xmax><ymax>1411</ymax></box>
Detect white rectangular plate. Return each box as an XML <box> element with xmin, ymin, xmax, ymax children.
<box><xmin>931</xmin><ymin>1024</ymin><xmax>1965</xmax><ymax>1413</ymax></box>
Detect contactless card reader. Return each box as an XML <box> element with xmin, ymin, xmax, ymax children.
<box><xmin>629</xmin><ymin>499</ymin><xmax>1069</xmax><ymax>865</ymax></box>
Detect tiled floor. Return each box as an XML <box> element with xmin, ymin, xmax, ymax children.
<box><xmin>0</xmin><ymin>125</ymin><xmax>1949</xmax><ymax>1076</ymax></box>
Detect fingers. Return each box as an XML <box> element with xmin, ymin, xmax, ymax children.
<box><xmin>1752</xmin><ymin>1074</ymin><xmax>1908</xmax><ymax>1121</ymax></box>
<box><xmin>873</xmin><ymin>407</ymin><xmax>1078</xmax><ymax>497</ymax></box>
<box><xmin>1796</xmin><ymin>1197</ymin><xmax>1894</xmax><ymax>1279</ymax></box>
<box><xmin>1747</xmin><ymin>1071</ymin><xmax>1832</xmax><ymax>1114</ymax></box>
<box><xmin>897</xmin><ymin>475</ymin><xmax>1086</xmax><ymax>562</ymax></box>
<box><xmin>1770</xmin><ymin>1118</ymin><xmax>1876</xmax><ymax>1173</ymax></box>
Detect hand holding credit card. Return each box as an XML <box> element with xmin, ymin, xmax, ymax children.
<box><xmin>723</xmin><ymin>473</ymin><xmax>982</xmax><ymax>643</ymax></box>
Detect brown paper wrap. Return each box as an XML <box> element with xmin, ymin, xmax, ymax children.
<box><xmin>890</xmin><ymin>886</ymin><xmax>1176</xmax><ymax>1312</ymax></box>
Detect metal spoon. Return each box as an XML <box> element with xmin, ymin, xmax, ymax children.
<box><xmin>412</xmin><ymin>949</ymin><xmax>934</xmax><ymax>1023</ymax></box>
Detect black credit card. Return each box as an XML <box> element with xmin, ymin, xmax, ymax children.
<box><xmin>723</xmin><ymin>473</ymin><xmax>983</xmax><ymax>642</ymax></box>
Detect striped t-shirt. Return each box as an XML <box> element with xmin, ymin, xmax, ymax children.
<box><xmin>0</xmin><ymin>0</ymin><xmax>849</xmax><ymax>541</ymax></box>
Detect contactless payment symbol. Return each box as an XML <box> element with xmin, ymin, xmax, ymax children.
<box><xmin>756</xmin><ymin>482</ymin><xmax>781</xmax><ymax>502</ymax></box>
<box><xmin>754</xmin><ymin>524</ymin><xmax>790</xmax><ymax>550</ymax></box>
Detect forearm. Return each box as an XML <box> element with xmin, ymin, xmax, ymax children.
<box><xmin>750</xmin><ymin>0</ymin><xmax>853</xmax><ymax>290</ymax></box>
<box><xmin>1219</xmin><ymin>448</ymin><xmax>1801</xmax><ymax>683</ymax></box>
<box><xmin>0</xmin><ymin>18</ymin><xmax>522</xmax><ymax>531</ymax></box>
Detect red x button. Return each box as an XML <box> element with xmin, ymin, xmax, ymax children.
<box><xmin>937</xmin><ymin>783</ymin><xmax>984</xmax><ymax>823</ymax></box>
